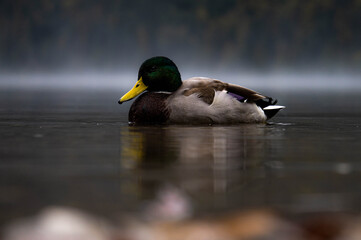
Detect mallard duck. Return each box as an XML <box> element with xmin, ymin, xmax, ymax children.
<box><xmin>118</xmin><ymin>56</ymin><xmax>285</xmax><ymax>125</ymax></box>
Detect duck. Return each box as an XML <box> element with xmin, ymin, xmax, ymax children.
<box><xmin>118</xmin><ymin>56</ymin><xmax>285</xmax><ymax>125</ymax></box>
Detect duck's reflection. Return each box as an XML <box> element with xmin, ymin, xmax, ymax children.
<box><xmin>119</xmin><ymin>124</ymin><xmax>279</xmax><ymax>202</ymax></box>
<box><xmin>121</xmin><ymin>125</ymin><xmax>267</xmax><ymax>169</ymax></box>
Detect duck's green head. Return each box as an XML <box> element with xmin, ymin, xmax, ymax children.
<box><xmin>118</xmin><ymin>56</ymin><xmax>182</xmax><ymax>104</ymax></box>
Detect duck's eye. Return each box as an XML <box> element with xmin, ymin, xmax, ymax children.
<box><xmin>150</xmin><ymin>66</ymin><xmax>157</xmax><ymax>72</ymax></box>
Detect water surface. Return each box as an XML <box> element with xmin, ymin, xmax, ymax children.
<box><xmin>1</xmin><ymin>88</ymin><xmax>361</xmax><ymax>226</ymax></box>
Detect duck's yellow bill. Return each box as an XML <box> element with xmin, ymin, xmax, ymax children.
<box><xmin>118</xmin><ymin>77</ymin><xmax>148</xmax><ymax>104</ymax></box>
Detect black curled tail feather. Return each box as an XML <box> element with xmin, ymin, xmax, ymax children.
<box><xmin>255</xmin><ymin>97</ymin><xmax>277</xmax><ymax>109</ymax></box>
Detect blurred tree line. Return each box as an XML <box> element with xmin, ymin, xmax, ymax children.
<box><xmin>0</xmin><ymin>0</ymin><xmax>360</xmax><ymax>71</ymax></box>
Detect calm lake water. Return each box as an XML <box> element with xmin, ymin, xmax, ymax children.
<box><xmin>1</xmin><ymin>87</ymin><xmax>361</xmax><ymax>226</ymax></box>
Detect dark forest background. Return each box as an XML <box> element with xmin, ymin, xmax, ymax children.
<box><xmin>1</xmin><ymin>0</ymin><xmax>360</xmax><ymax>72</ymax></box>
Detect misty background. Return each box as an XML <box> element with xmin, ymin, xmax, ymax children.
<box><xmin>0</xmin><ymin>0</ymin><xmax>360</xmax><ymax>90</ymax></box>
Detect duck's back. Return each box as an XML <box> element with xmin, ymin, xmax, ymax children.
<box><xmin>166</xmin><ymin>77</ymin><xmax>267</xmax><ymax>124</ymax></box>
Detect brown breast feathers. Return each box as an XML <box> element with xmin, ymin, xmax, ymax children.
<box><xmin>129</xmin><ymin>92</ymin><xmax>170</xmax><ymax>124</ymax></box>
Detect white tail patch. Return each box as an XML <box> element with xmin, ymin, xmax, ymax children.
<box><xmin>263</xmin><ymin>105</ymin><xmax>285</xmax><ymax>110</ymax></box>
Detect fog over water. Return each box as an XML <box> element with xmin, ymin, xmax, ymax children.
<box><xmin>1</xmin><ymin>71</ymin><xmax>360</xmax><ymax>92</ymax></box>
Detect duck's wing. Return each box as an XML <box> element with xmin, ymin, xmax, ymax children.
<box><xmin>181</xmin><ymin>77</ymin><xmax>285</xmax><ymax>119</ymax></box>
<box><xmin>182</xmin><ymin>77</ymin><xmax>271</xmax><ymax>105</ymax></box>
<box><xmin>183</xmin><ymin>86</ymin><xmax>215</xmax><ymax>105</ymax></box>
<box><xmin>226</xmin><ymin>83</ymin><xmax>267</xmax><ymax>101</ymax></box>
<box><xmin>226</xmin><ymin>83</ymin><xmax>286</xmax><ymax>118</ymax></box>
